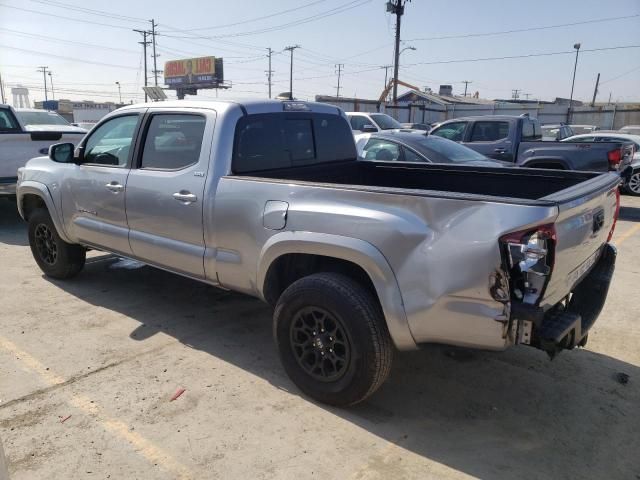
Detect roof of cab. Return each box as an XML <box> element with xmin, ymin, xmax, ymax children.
<box><xmin>116</xmin><ymin>99</ymin><xmax>343</xmax><ymax>116</ymax></box>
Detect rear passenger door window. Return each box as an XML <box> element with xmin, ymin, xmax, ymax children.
<box><xmin>469</xmin><ymin>121</ymin><xmax>509</xmax><ymax>142</ymax></box>
<box><xmin>431</xmin><ymin>122</ymin><xmax>467</xmax><ymax>142</ymax></box>
<box><xmin>140</xmin><ymin>114</ymin><xmax>206</xmax><ymax>170</ymax></box>
<box><xmin>401</xmin><ymin>147</ymin><xmax>425</xmax><ymax>163</ymax></box>
<box><xmin>0</xmin><ymin>109</ymin><xmax>20</xmax><ymax>132</ymax></box>
<box><xmin>362</xmin><ymin>139</ymin><xmax>401</xmax><ymax>161</ymax></box>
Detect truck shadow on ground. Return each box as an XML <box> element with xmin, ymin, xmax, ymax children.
<box><xmin>0</xmin><ymin>200</ymin><xmax>28</xmax><ymax>247</ymax></box>
<box><xmin>46</xmin><ymin>256</ymin><xmax>640</xmax><ymax>480</ymax></box>
<box><xmin>619</xmin><ymin>205</ymin><xmax>640</xmax><ymax>222</ymax></box>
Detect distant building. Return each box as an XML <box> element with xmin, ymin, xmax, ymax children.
<box><xmin>33</xmin><ymin>98</ymin><xmax>123</xmax><ymax>123</ymax></box>
<box><xmin>396</xmin><ymin>85</ymin><xmax>498</xmax><ymax>106</ymax></box>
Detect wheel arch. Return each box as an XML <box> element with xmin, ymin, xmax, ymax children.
<box><xmin>18</xmin><ymin>181</ymin><xmax>72</xmax><ymax>243</ymax></box>
<box><xmin>258</xmin><ymin>231</ymin><xmax>417</xmax><ymax>350</ymax></box>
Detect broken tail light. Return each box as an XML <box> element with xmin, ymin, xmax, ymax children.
<box><xmin>499</xmin><ymin>224</ymin><xmax>556</xmax><ymax>305</ymax></box>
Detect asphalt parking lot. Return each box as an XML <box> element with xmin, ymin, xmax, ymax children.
<box><xmin>1</xmin><ymin>196</ymin><xmax>639</xmax><ymax>480</ymax></box>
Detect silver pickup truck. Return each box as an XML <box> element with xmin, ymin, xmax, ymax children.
<box><xmin>16</xmin><ymin>100</ymin><xmax>620</xmax><ymax>406</ymax></box>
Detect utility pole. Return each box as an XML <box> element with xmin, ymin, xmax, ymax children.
<box><xmin>523</xmin><ymin>93</ymin><xmax>532</xmax><ymax>100</ymax></box>
<box><xmin>150</xmin><ymin>19</ymin><xmax>159</xmax><ymax>86</ymax></box>
<box><xmin>48</xmin><ymin>71</ymin><xmax>55</xmax><ymax>100</ymax></box>
<box><xmin>381</xmin><ymin>65</ymin><xmax>392</xmax><ymax>91</ymax></box>
<box><xmin>266</xmin><ymin>48</ymin><xmax>274</xmax><ymax>98</ymax></box>
<box><xmin>608</xmin><ymin>92</ymin><xmax>612</xmax><ymax>105</ymax></box>
<box><xmin>511</xmin><ymin>89</ymin><xmax>521</xmax><ymax>100</ymax></box>
<box><xmin>591</xmin><ymin>72</ymin><xmax>600</xmax><ymax>106</ymax></box>
<box><xmin>37</xmin><ymin>66</ymin><xmax>48</xmax><ymax>101</ymax></box>
<box><xmin>115</xmin><ymin>81</ymin><xmax>122</xmax><ymax>104</ymax></box>
<box><xmin>134</xmin><ymin>29</ymin><xmax>151</xmax><ymax>102</ymax></box>
<box><xmin>335</xmin><ymin>63</ymin><xmax>344</xmax><ymax>97</ymax></box>
<box><xmin>387</xmin><ymin>0</ymin><xmax>410</xmax><ymax>103</ymax></box>
<box><xmin>284</xmin><ymin>45</ymin><xmax>300</xmax><ymax>99</ymax></box>
<box><xmin>462</xmin><ymin>80</ymin><xmax>472</xmax><ymax>97</ymax></box>
<box><xmin>0</xmin><ymin>72</ymin><xmax>5</xmax><ymax>103</ymax></box>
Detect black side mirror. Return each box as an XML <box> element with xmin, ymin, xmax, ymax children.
<box><xmin>49</xmin><ymin>143</ymin><xmax>75</xmax><ymax>163</ymax></box>
<box><xmin>361</xmin><ymin>124</ymin><xmax>378</xmax><ymax>133</ymax></box>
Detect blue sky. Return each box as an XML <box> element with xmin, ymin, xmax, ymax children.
<box><xmin>1</xmin><ymin>0</ymin><xmax>639</xmax><ymax>104</ymax></box>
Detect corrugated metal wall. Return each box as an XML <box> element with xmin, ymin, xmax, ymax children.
<box><xmin>326</xmin><ymin>98</ymin><xmax>640</xmax><ymax>128</ymax></box>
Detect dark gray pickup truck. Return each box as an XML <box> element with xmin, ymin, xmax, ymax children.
<box><xmin>430</xmin><ymin>115</ymin><xmax>634</xmax><ymax>172</ymax></box>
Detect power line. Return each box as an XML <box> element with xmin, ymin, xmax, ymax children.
<box><xmin>168</xmin><ymin>0</ymin><xmax>329</xmax><ymax>32</ymax></box>
<box><xmin>406</xmin><ymin>14</ymin><xmax>640</xmax><ymax>42</ymax></box>
<box><xmin>0</xmin><ymin>27</ymin><xmax>138</xmax><ymax>54</ymax></box>
<box><xmin>0</xmin><ymin>3</ymin><xmax>141</xmax><ymax>31</ymax></box>
<box><xmin>160</xmin><ymin>0</ymin><xmax>371</xmax><ymax>39</ymax></box>
<box><xmin>599</xmin><ymin>64</ymin><xmax>640</xmax><ymax>85</ymax></box>
<box><xmin>26</xmin><ymin>0</ymin><xmax>147</xmax><ymax>23</ymax></box>
<box><xmin>0</xmin><ymin>44</ymin><xmax>139</xmax><ymax>70</ymax></box>
<box><xmin>403</xmin><ymin>45</ymin><xmax>640</xmax><ymax>67</ymax></box>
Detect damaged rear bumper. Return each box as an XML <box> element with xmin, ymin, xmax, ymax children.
<box><xmin>512</xmin><ymin>243</ymin><xmax>616</xmax><ymax>357</ymax></box>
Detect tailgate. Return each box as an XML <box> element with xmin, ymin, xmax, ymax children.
<box><xmin>541</xmin><ymin>172</ymin><xmax>620</xmax><ymax>308</ymax></box>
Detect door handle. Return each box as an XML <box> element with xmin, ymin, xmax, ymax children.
<box><xmin>173</xmin><ymin>191</ymin><xmax>197</xmax><ymax>204</ymax></box>
<box><xmin>105</xmin><ymin>182</ymin><xmax>124</xmax><ymax>193</ymax></box>
<box><xmin>494</xmin><ymin>148</ymin><xmax>506</xmax><ymax>153</ymax></box>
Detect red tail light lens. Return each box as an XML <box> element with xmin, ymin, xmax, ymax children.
<box><xmin>607</xmin><ymin>187</ymin><xmax>621</xmax><ymax>242</ymax></box>
<box><xmin>607</xmin><ymin>148</ymin><xmax>622</xmax><ymax>169</ymax></box>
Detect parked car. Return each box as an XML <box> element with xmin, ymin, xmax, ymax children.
<box><xmin>620</xmin><ymin>125</ymin><xmax>640</xmax><ymax>135</ymax></box>
<box><xmin>430</xmin><ymin>115</ymin><xmax>634</xmax><ymax>172</ymax></box>
<box><xmin>563</xmin><ymin>132</ymin><xmax>640</xmax><ymax>195</ymax></box>
<box><xmin>346</xmin><ymin>112</ymin><xmax>412</xmax><ymax>134</ymax></box>
<box><xmin>541</xmin><ymin>124</ymin><xmax>575</xmax><ymax>141</ymax></box>
<box><xmin>17</xmin><ymin>99</ymin><xmax>620</xmax><ymax>406</ymax></box>
<box><xmin>0</xmin><ymin>105</ymin><xmax>86</xmax><ymax>198</ymax></box>
<box><xmin>401</xmin><ymin>122</ymin><xmax>431</xmax><ymax>132</ymax></box>
<box><xmin>569</xmin><ymin>124</ymin><xmax>601</xmax><ymax>135</ymax></box>
<box><xmin>354</xmin><ymin>131</ymin><xmax>507</xmax><ymax>167</ymax></box>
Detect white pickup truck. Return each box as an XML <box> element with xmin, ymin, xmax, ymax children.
<box><xmin>0</xmin><ymin>105</ymin><xmax>86</xmax><ymax>197</ymax></box>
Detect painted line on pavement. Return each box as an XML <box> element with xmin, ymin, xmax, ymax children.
<box><xmin>0</xmin><ymin>335</ymin><xmax>193</xmax><ymax>479</ymax></box>
<box><xmin>615</xmin><ymin>223</ymin><xmax>640</xmax><ymax>246</ymax></box>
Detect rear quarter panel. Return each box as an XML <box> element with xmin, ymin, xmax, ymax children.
<box><xmin>210</xmin><ymin>178</ymin><xmax>558</xmax><ymax>350</ymax></box>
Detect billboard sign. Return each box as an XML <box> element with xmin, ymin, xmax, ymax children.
<box><xmin>164</xmin><ymin>56</ymin><xmax>224</xmax><ymax>89</ymax></box>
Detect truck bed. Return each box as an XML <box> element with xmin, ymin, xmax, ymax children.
<box><xmin>240</xmin><ymin>160</ymin><xmax>602</xmax><ymax>202</ymax></box>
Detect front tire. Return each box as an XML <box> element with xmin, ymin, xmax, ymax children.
<box><xmin>274</xmin><ymin>273</ymin><xmax>393</xmax><ymax>406</ymax></box>
<box><xmin>28</xmin><ymin>208</ymin><xmax>85</xmax><ymax>279</ymax></box>
<box><xmin>624</xmin><ymin>170</ymin><xmax>640</xmax><ymax>196</ymax></box>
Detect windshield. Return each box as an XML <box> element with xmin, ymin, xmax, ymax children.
<box><xmin>370</xmin><ymin>114</ymin><xmax>402</xmax><ymax>130</ymax></box>
<box><xmin>16</xmin><ymin>111</ymin><xmax>69</xmax><ymax>126</ymax></box>
<box><xmin>415</xmin><ymin>136</ymin><xmax>489</xmax><ymax>163</ymax></box>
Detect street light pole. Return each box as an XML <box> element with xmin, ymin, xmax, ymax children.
<box><xmin>48</xmin><ymin>71</ymin><xmax>55</xmax><ymax>100</ymax></box>
<box><xmin>568</xmin><ymin>42</ymin><xmax>581</xmax><ymax>122</ymax></box>
<box><xmin>115</xmin><ymin>81</ymin><xmax>122</xmax><ymax>104</ymax></box>
<box><xmin>284</xmin><ymin>45</ymin><xmax>300</xmax><ymax>100</ymax></box>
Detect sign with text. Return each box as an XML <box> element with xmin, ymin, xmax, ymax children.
<box><xmin>164</xmin><ymin>57</ymin><xmax>224</xmax><ymax>89</ymax></box>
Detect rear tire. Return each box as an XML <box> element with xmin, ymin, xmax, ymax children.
<box><xmin>624</xmin><ymin>171</ymin><xmax>640</xmax><ymax>196</ymax></box>
<box><xmin>274</xmin><ymin>272</ymin><xmax>393</xmax><ymax>406</ymax></box>
<box><xmin>28</xmin><ymin>208</ymin><xmax>85</xmax><ymax>279</ymax></box>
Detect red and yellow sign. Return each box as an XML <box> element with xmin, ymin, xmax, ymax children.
<box><xmin>164</xmin><ymin>57</ymin><xmax>222</xmax><ymax>88</ymax></box>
